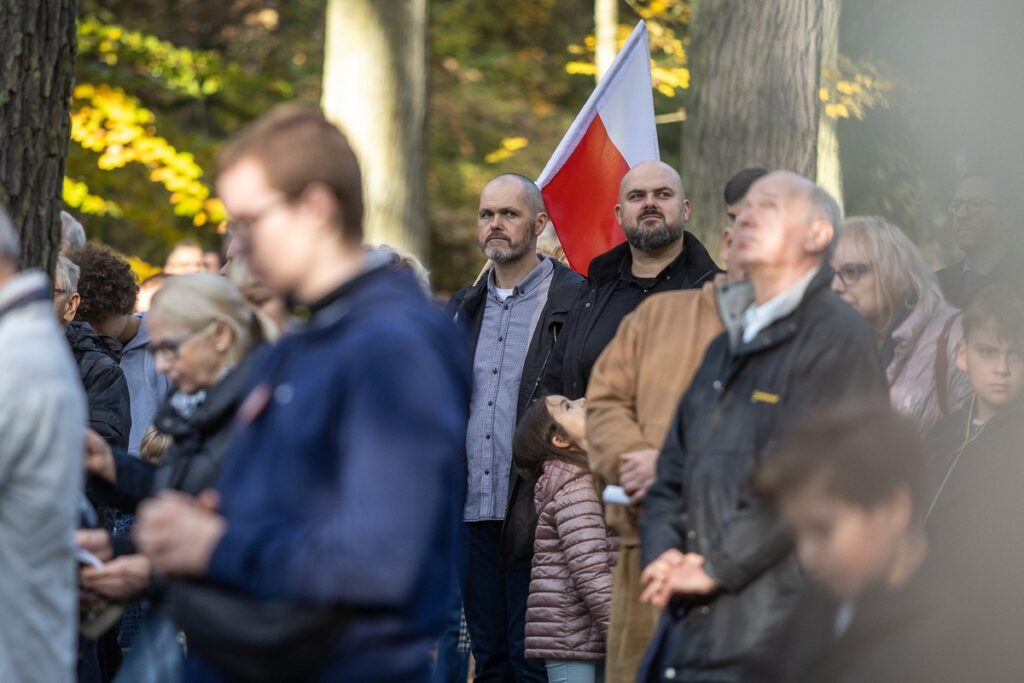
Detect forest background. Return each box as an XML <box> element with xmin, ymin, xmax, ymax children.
<box><xmin>55</xmin><ymin>0</ymin><xmax>1024</xmax><ymax>294</ymax></box>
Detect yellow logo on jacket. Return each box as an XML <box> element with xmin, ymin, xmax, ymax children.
<box><xmin>751</xmin><ymin>390</ymin><xmax>780</xmax><ymax>405</ymax></box>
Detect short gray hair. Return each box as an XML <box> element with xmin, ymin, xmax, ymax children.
<box><xmin>807</xmin><ymin>185</ymin><xmax>843</xmax><ymax>258</ymax></box>
<box><xmin>56</xmin><ymin>255</ymin><xmax>80</xmax><ymax>294</ymax></box>
<box><xmin>489</xmin><ymin>174</ymin><xmax>547</xmax><ymax>218</ymax></box>
<box><xmin>61</xmin><ymin>211</ymin><xmax>86</xmax><ymax>250</ymax></box>
<box><xmin>0</xmin><ymin>206</ymin><xmax>19</xmax><ymax>261</ymax></box>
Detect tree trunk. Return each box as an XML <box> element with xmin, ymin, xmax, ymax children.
<box><xmin>681</xmin><ymin>0</ymin><xmax>829</xmax><ymax>252</ymax></box>
<box><xmin>0</xmin><ymin>0</ymin><xmax>78</xmax><ymax>272</ymax></box>
<box><xmin>594</xmin><ymin>0</ymin><xmax>618</xmax><ymax>82</ymax></box>
<box><xmin>816</xmin><ymin>0</ymin><xmax>843</xmax><ymax>205</ymax></box>
<box><xmin>322</xmin><ymin>0</ymin><xmax>428</xmax><ymax>261</ymax></box>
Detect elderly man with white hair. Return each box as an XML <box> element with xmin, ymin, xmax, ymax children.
<box><xmin>60</xmin><ymin>210</ymin><xmax>86</xmax><ymax>254</ymax></box>
<box><xmin>637</xmin><ymin>172</ymin><xmax>888</xmax><ymax>682</ymax></box>
<box><xmin>0</xmin><ymin>206</ymin><xmax>86</xmax><ymax>683</ymax></box>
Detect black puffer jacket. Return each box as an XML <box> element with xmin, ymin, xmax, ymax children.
<box><xmin>542</xmin><ymin>232</ymin><xmax>721</xmax><ymax>400</ymax></box>
<box><xmin>66</xmin><ymin>321</ymin><xmax>131</xmax><ymax>450</ymax></box>
<box><xmin>448</xmin><ymin>257</ymin><xmax>584</xmax><ymax>571</ymax></box>
<box><xmin>639</xmin><ymin>266</ymin><xmax>887</xmax><ymax>681</ymax></box>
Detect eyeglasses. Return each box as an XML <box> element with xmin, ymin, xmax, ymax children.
<box><xmin>834</xmin><ymin>262</ymin><xmax>872</xmax><ymax>287</ymax></box>
<box><xmin>226</xmin><ymin>195</ymin><xmax>293</xmax><ymax>240</ymax></box>
<box><xmin>947</xmin><ymin>198</ymin><xmax>998</xmax><ymax>217</ymax></box>
<box><xmin>53</xmin><ymin>288</ymin><xmax>67</xmax><ymax>296</ymax></box>
<box><xmin>148</xmin><ymin>323</ymin><xmax>216</xmax><ymax>362</ymax></box>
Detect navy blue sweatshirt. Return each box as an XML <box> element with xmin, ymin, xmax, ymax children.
<box><xmin>188</xmin><ymin>263</ymin><xmax>470</xmax><ymax>682</ymax></box>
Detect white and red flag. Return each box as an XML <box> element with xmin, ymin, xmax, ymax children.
<box><xmin>537</xmin><ymin>20</ymin><xmax>660</xmax><ymax>275</ymax></box>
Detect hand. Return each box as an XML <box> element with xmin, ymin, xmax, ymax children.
<box><xmin>80</xmin><ymin>555</ymin><xmax>152</xmax><ymax>600</ymax></box>
<box><xmin>640</xmin><ymin>548</ymin><xmax>686</xmax><ymax>590</ymax></box>
<box><xmin>641</xmin><ymin>553</ymin><xmax>719</xmax><ymax>609</ymax></box>
<box><xmin>84</xmin><ymin>429</ymin><xmax>116</xmax><ymax>485</ymax></box>
<box><xmin>75</xmin><ymin>528</ymin><xmax>113</xmax><ymax>563</ymax></box>
<box><xmin>134</xmin><ymin>489</ymin><xmax>225</xmax><ymax>577</ymax></box>
<box><xmin>619</xmin><ymin>448</ymin><xmax>659</xmax><ymax>505</ymax></box>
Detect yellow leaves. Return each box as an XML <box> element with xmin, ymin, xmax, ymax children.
<box><xmin>484</xmin><ymin>137</ymin><xmax>530</xmax><ymax>164</ymax></box>
<box><xmin>70</xmin><ymin>83</ymin><xmax>225</xmax><ymax>227</ymax></box>
<box><xmin>566</xmin><ymin>61</ymin><xmax>598</xmax><ymax>76</ymax></box>
<box><xmin>824</xmin><ymin>103</ymin><xmax>850</xmax><ymax>119</ymax></box>
<box><xmin>126</xmin><ymin>256</ymin><xmax>160</xmax><ymax>283</ymax></box>
<box><xmin>820</xmin><ymin>57</ymin><xmax>893</xmax><ymax>120</ymax></box>
<box><xmin>565</xmin><ymin>0</ymin><xmax>691</xmax><ymax>98</ymax></box>
<box><xmin>62</xmin><ymin>178</ymin><xmax>122</xmax><ymax>217</ymax></box>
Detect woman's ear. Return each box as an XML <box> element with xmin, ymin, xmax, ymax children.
<box><xmin>213</xmin><ymin>320</ymin><xmax>236</xmax><ymax>354</ymax></box>
<box><xmin>955</xmin><ymin>338</ymin><xmax>968</xmax><ymax>373</ymax></box>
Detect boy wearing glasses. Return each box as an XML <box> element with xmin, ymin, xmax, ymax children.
<box><xmin>936</xmin><ymin>171</ymin><xmax>1024</xmax><ymax>309</ymax></box>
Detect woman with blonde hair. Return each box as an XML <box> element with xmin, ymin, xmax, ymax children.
<box><xmin>79</xmin><ymin>273</ymin><xmax>267</xmax><ymax>598</ymax></box>
<box><xmin>832</xmin><ymin>216</ymin><xmax>972</xmax><ymax>432</ymax></box>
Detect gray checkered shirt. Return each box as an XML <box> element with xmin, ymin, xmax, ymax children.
<box><xmin>464</xmin><ymin>256</ymin><xmax>554</xmax><ymax>521</ymax></box>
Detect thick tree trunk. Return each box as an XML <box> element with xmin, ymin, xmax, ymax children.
<box><xmin>594</xmin><ymin>0</ymin><xmax>618</xmax><ymax>81</ymax></box>
<box><xmin>681</xmin><ymin>0</ymin><xmax>830</xmax><ymax>251</ymax></box>
<box><xmin>0</xmin><ymin>0</ymin><xmax>78</xmax><ymax>271</ymax></box>
<box><xmin>816</xmin><ymin>0</ymin><xmax>843</xmax><ymax>204</ymax></box>
<box><xmin>322</xmin><ymin>0</ymin><xmax>428</xmax><ymax>260</ymax></box>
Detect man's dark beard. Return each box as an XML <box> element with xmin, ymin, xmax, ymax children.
<box><xmin>623</xmin><ymin>217</ymin><xmax>684</xmax><ymax>253</ymax></box>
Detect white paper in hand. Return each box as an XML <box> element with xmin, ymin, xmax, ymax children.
<box><xmin>602</xmin><ymin>485</ymin><xmax>631</xmax><ymax>506</ymax></box>
<box><xmin>76</xmin><ymin>546</ymin><xmax>104</xmax><ymax>569</ymax></box>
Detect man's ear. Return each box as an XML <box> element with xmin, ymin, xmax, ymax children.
<box><xmin>614</xmin><ymin>203</ymin><xmax>624</xmax><ymax>227</ymax></box>
<box><xmin>682</xmin><ymin>198</ymin><xmax>692</xmax><ymax>222</ymax></box>
<box><xmin>805</xmin><ymin>219</ymin><xmax>835</xmax><ymax>255</ymax></box>
<box><xmin>302</xmin><ymin>182</ymin><xmax>343</xmax><ymax>235</ymax></box>
<box><xmin>64</xmin><ymin>292</ymin><xmax>81</xmax><ymax>324</ymax></box>
<box><xmin>534</xmin><ymin>212</ymin><xmax>549</xmax><ymax>238</ymax></box>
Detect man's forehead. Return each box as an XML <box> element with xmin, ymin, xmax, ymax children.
<box><xmin>479</xmin><ymin>178</ymin><xmax>526</xmax><ymax>204</ymax></box>
<box><xmin>621</xmin><ymin>165</ymin><xmax>680</xmax><ymax>192</ymax></box>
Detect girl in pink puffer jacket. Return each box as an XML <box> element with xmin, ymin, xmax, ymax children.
<box><xmin>513</xmin><ymin>395</ymin><xmax>616</xmax><ymax>683</ymax></box>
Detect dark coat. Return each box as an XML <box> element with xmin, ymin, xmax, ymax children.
<box><xmin>935</xmin><ymin>250</ymin><xmax>1024</xmax><ymax>310</ymax></box>
<box><xmin>66</xmin><ymin>321</ymin><xmax>132</xmax><ymax>450</ymax></box>
<box><xmin>638</xmin><ymin>266</ymin><xmax>887</xmax><ymax>681</ymax></box>
<box><xmin>741</xmin><ymin>575</ymin><xmax>942</xmax><ymax>683</ymax></box>
<box><xmin>447</xmin><ymin>258</ymin><xmax>584</xmax><ymax>571</ymax></box>
<box><xmin>543</xmin><ymin>232</ymin><xmax>722</xmax><ymax>400</ymax></box>
<box><xmin>151</xmin><ymin>350</ymin><xmax>263</xmax><ymax>495</ymax></box>
<box><xmin>196</xmin><ymin>265</ymin><xmax>471</xmax><ymax>683</ymax></box>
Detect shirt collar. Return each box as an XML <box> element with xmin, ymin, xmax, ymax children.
<box><xmin>487</xmin><ymin>255</ymin><xmax>552</xmax><ymax>300</ymax></box>
<box><xmin>741</xmin><ymin>265</ymin><xmax>821</xmax><ymax>344</ymax></box>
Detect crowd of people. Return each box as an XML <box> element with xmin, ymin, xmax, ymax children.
<box><xmin>1</xmin><ymin>100</ymin><xmax>1023</xmax><ymax>683</ymax></box>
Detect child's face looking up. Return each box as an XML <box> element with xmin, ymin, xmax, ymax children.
<box><xmin>545</xmin><ymin>395</ymin><xmax>587</xmax><ymax>446</ymax></box>
<box><xmin>780</xmin><ymin>483</ymin><xmax>912</xmax><ymax>601</ymax></box>
<box><xmin>957</xmin><ymin>324</ymin><xmax>1024</xmax><ymax>421</ymax></box>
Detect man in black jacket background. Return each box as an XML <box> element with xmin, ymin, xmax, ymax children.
<box><xmin>543</xmin><ymin>160</ymin><xmax>721</xmax><ymax>402</ymax></box>
<box><xmin>637</xmin><ymin>171</ymin><xmax>887</xmax><ymax>682</ymax></box>
<box><xmin>447</xmin><ymin>174</ymin><xmax>583</xmax><ymax>682</ymax></box>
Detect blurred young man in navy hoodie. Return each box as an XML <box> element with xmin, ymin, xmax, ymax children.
<box><xmin>133</xmin><ymin>104</ymin><xmax>471</xmax><ymax>682</ymax></box>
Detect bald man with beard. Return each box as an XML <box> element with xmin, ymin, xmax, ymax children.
<box><xmin>542</xmin><ymin>160</ymin><xmax>722</xmax><ymax>401</ymax></box>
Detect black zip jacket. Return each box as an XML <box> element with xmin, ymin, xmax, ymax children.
<box><xmin>542</xmin><ymin>232</ymin><xmax>722</xmax><ymax>399</ymax></box>
<box><xmin>447</xmin><ymin>258</ymin><xmax>584</xmax><ymax>570</ymax></box>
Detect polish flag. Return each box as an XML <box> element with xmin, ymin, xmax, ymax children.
<box><xmin>537</xmin><ymin>21</ymin><xmax>660</xmax><ymax>275</ymax></box>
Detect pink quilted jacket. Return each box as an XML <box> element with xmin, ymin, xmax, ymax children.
<box><xmin>524</xmin><ymin>459</ymin><xmax>616</xmax><ymax>661</ymax></box>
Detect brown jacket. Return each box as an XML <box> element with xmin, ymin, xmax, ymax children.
<box><xmin>525</xmin><ymin>460</ymin><xmax>615</xmax><ymax>661</ymax></box>
<box><xmin>586</xmin><ymin>281</ymin><xmax>724</xmax><ymax>545</ymax></box>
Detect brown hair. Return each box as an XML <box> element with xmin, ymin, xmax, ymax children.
<box><xmin>512</xmin><ymin>398</ymin><xmax>589</xmax><ymax>481</ymax></box>
<box><xmin>217</xmin><ymin>103</ymin><xmax>364</xmax><ymax>242</ymax></box>
<box><xmin>756</xmin><ymin>401</ymin><xmax>930</xmax><ymax>521</ymax></box>
<box><xmin>962</xmin><ymin>284</ymin><xmax>1024</xmax><ymax>347</ymax></box>
<box><xmin>67</xmin><ymin>243</ymin><xmax>139</xmax><ymax>324</ymax></box>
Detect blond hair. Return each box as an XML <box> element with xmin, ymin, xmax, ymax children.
<box><xmin>150</xmin><ymin>272</ymin><xmax>262</xmax><ymax>364</ymax></box>
<box><xmin>839</xmin><ymin>216</ymin><xmax>945</xmax><ymax>333</ymax></box>
<box><xmin>139</xmin><ymin>426</ymin><xmax>173</xmax><ymax>465</ymax></box>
